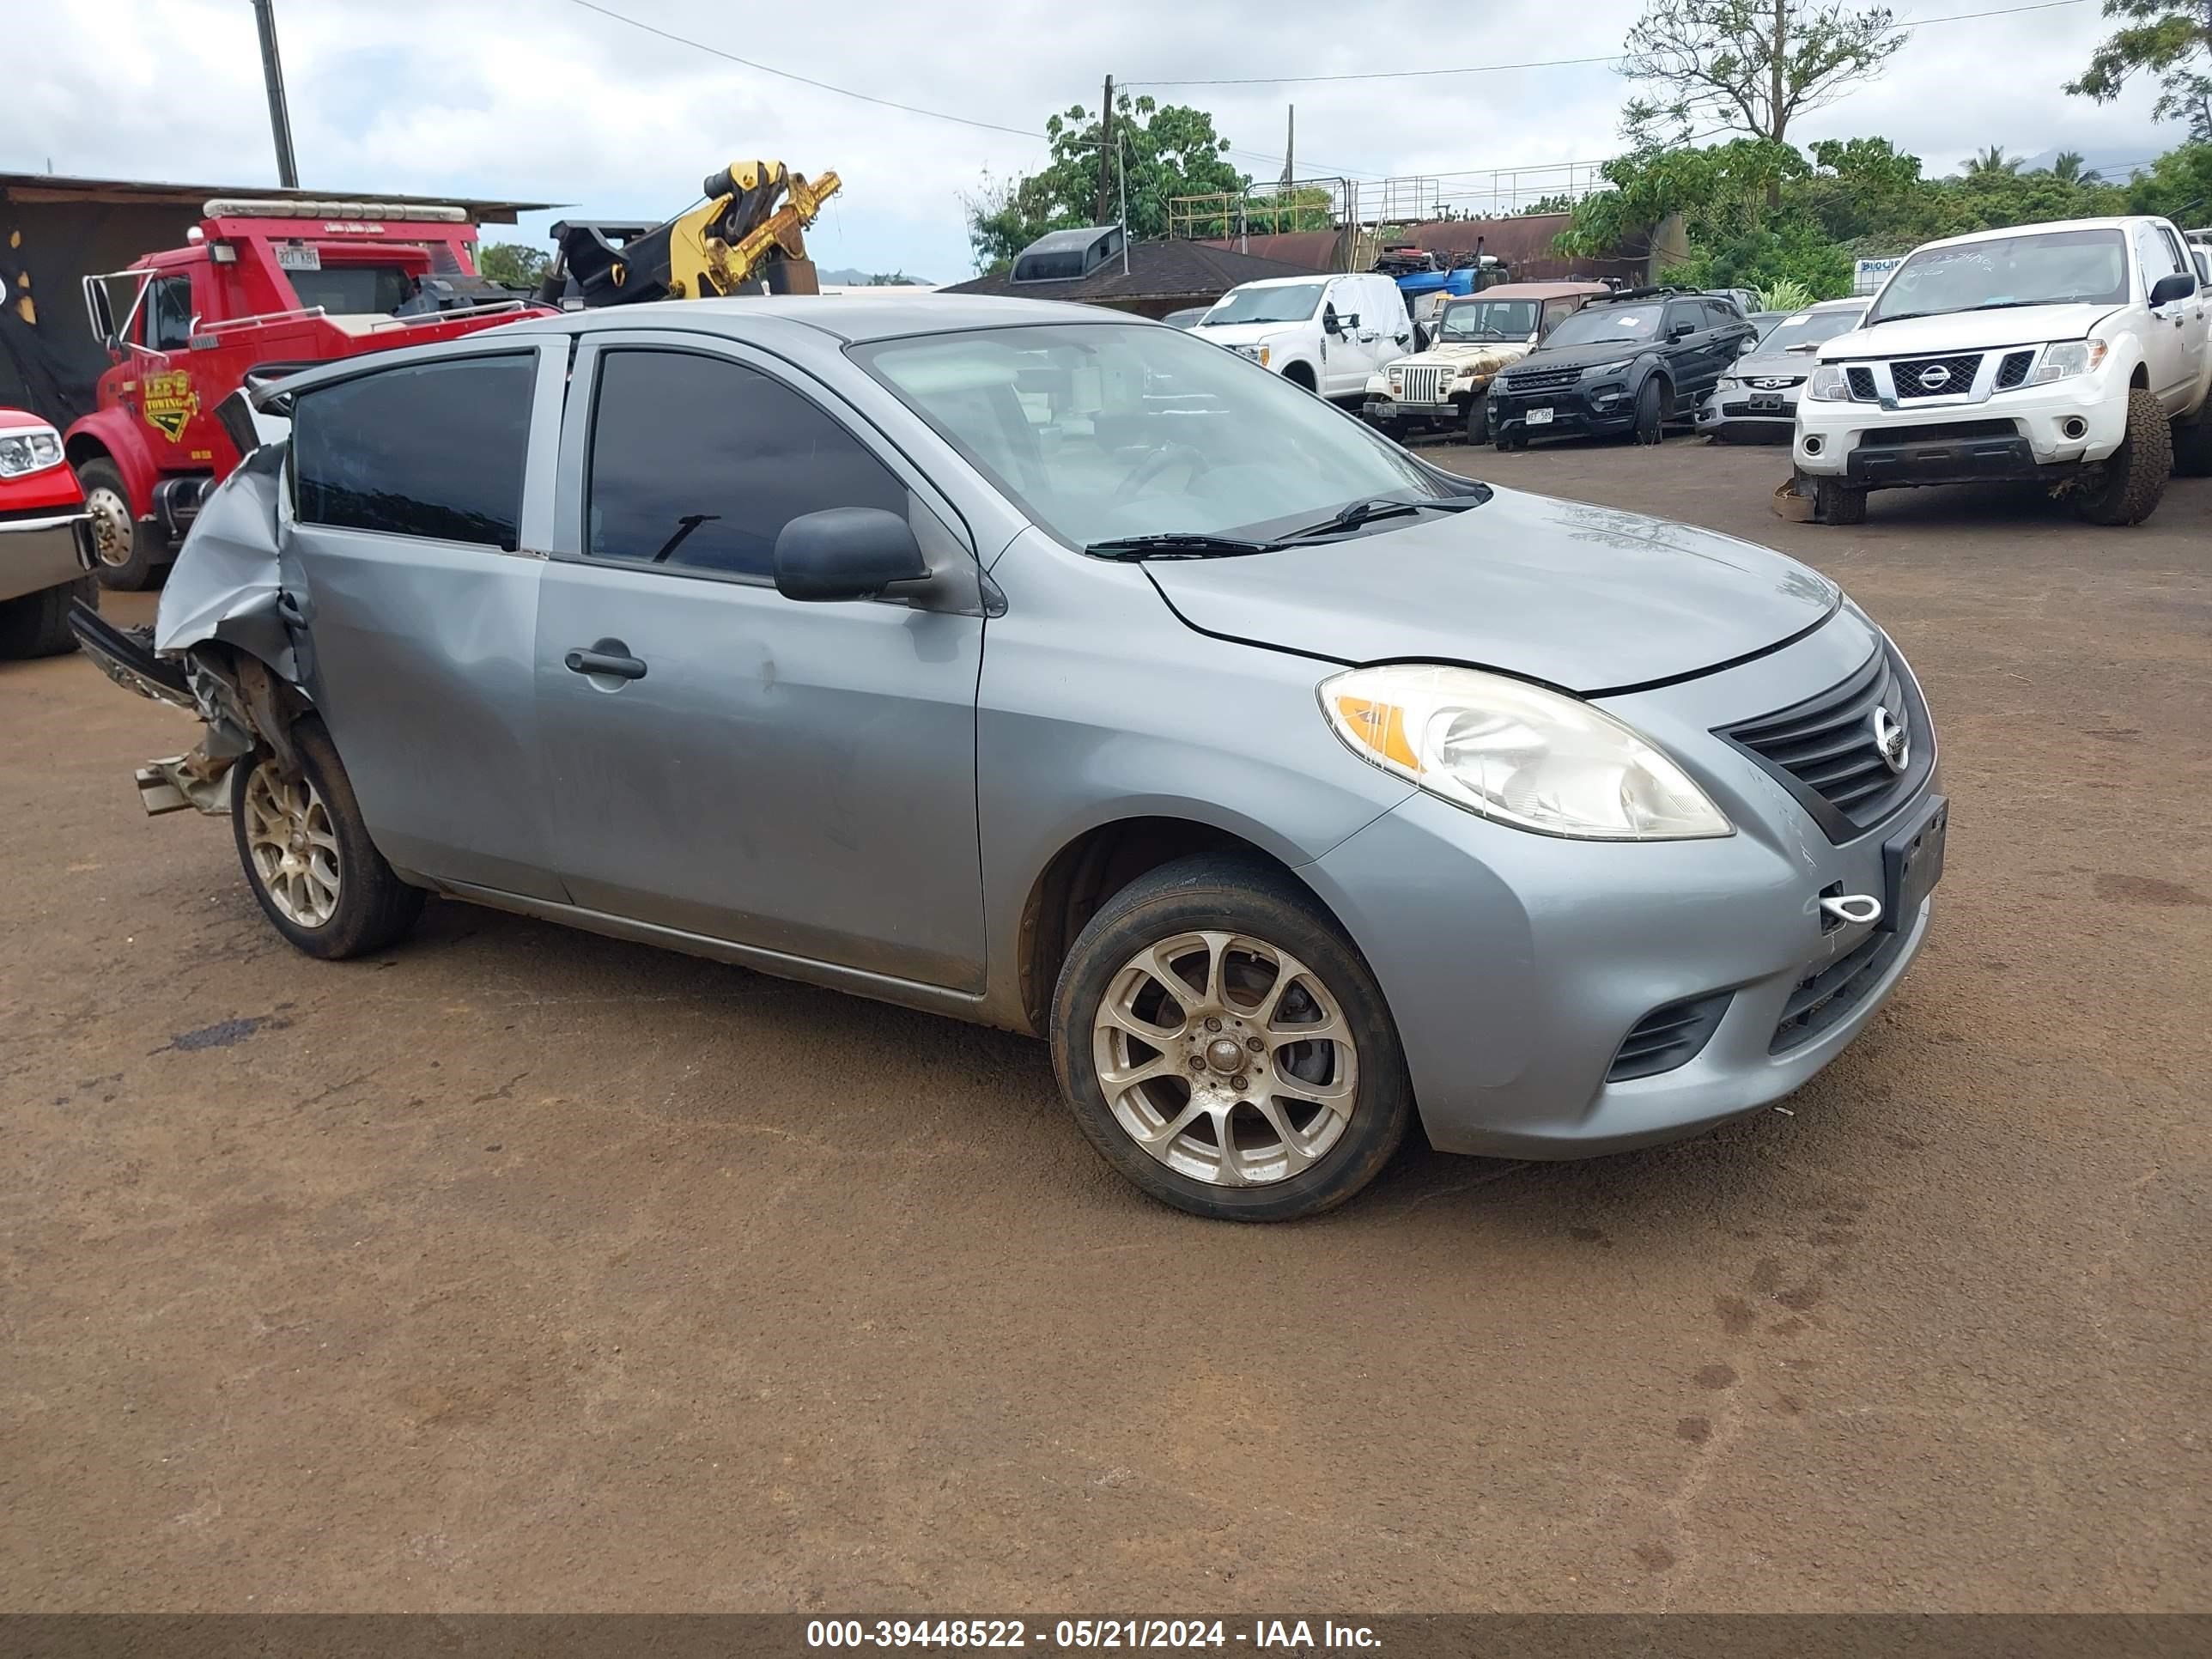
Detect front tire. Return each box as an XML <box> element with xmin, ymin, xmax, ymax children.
<box><xmin>1462</xmin><ymin>392</ymin><xmax>1490</xmax><ymax>446</ymax></box>
<box><xmin>1813</xmin><ymin>477</ymin><xmax>1868</xmax><ymax>526</ymax></box>
<box><xmin>0</xmin><ymin>574</ymin><xmax>95</xmax><ymax>659</ymax></box>
<box><xmin>232</xmin><ymin>715</ymin><xmax>423</xmax><ymax>960</ymax></box>
<box><xmin>1632</xmin><ymin>378</ymin><xmax>1668</xmax><ymax>445</ymax></box>
<box><xmin>2075</xmin><ymin>386</ymin><xmax>2172</xmax><ymax>525</ymax></box>
<box><xmin>1049</xmin><ymin>854</ymin><xmax>1412</xmax><ymax>1221</ymax></box>
<box><xmin>76</xmin><ymin>459</ymin><xmax>167</xmax><ymax>591</ymax></box>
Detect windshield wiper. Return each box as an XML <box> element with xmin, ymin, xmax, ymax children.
<box><xmin>1279</xmin><ymin>495</ymin><xmax>1483</xmax><ymax>542</ymax></box>
<box><xmin>1086</xmin><ymin>532</ymin><xmax>1281</xmax><ymax>561</ymax></box>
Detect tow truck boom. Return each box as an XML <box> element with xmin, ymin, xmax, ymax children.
<box><xmin>540</xmin><ymin>161</ymin><xmax>842</xmax><ymax>307</ymax></box>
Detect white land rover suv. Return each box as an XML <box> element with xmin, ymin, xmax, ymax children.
<box><xmin>1794</xmin><ymin>216</ymin><xmax>2212</xmax><ymax>526</ymax></box>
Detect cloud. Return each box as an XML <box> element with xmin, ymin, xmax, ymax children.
<box><xmin>1</xmin><ymin>0</ymin><xmax>2185</xmax><ymax>280</ymax></box>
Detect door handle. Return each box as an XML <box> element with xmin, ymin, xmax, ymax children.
<box><xmin>564</xmin><ymin>640</ymin><xmax>647</xmax><ymax>682</ymax></box>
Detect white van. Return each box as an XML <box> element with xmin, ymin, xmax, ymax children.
<box><xmin>1193</xmin><ymin>273</ymin><xmax>1412</xmax><ymax>403</ymax></box>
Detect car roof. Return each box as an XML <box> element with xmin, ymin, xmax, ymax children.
<box><xmin>1219</xmin><ymin>274</ymin><xmax>1337</xmax><ymax>291</ymax></box>
<box><xmin>504</xmin><ymin>292</ymin><xmax>1136</xmax><ymax>346</ymax></box>
<box><xmin>1449</xmin><ymin>282</ymin><xmax>1611</xmax><ymax>301</ymax></box>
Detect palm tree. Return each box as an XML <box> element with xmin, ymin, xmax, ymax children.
<box><xmin>2046</xmin><ymin>150</ymin><xmax>2100</xmax><ymax>184</ymax></box>
<box><xmin>1965</xmin><ymin>144</ymin><xmax>2022</xmax><ymax>178</ymax></box>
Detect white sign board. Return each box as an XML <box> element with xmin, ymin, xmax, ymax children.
<box><xmin>1854</xmin><ymin>257</ymin><xmax>1903</xmax><ymax>295</ymax></box>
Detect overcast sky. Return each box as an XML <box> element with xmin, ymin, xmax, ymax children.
<box><xmin>3</xmin><ymin>0</ymin><xmax>2183</xmax><ymax>281</ymax></box>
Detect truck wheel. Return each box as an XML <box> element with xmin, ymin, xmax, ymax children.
<box><xmin>1050</xmin><ymin>854</ymin><xmax>1412</xmax><ymax>1222</ymax></box>
<box><xmin>232</xmin><ymin>715</ymin><xmax>424</xmax><ymax>960</ymax></box>
<box><xmin>2076</xmin><ymin>388</ymin><xmax>2172</xmax><ymax>525</ymax></box>
<box><xmin>2171</xmin><ymin>410</ymin><xmax>2212</xmax><ymax>477</ymax></box>
<box><xmin>76</xmin><ymin>459</ymin><xmax>167</xmax><ymax>590</ymax></box>
<box><xmin>1462</xmin><ymin>392</ymin><xmax>1490</xmax><ymax>446</ymax></box>
<box><xmin>1814</xmin><ymin>477</ymin><xmax>1867</xmax><ymax>526</ymax></box>
<box><xmin>0</xmin><ymin>574</ymin><xmax>96</xmax><ymax>659</ymax></box>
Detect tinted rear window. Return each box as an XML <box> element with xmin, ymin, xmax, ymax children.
<box><xmin>292</xmin><ymin>354</ymin><xmax>533</xmax><ymax>550</ymax></box>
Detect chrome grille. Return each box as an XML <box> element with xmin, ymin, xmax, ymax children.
<box><xmin>1396</xmin><ymin>365</ymin><xmax>1449</xmax><ymax>404</ymax></box>
<box><xmin>1718</xmin><ymin>642</ymin><xmax>1931</xmax><ymax>841</ymax></box>
<box><xmin>1892</xmin><ymin>354</ymin><xmax>1982</xmax><ymax>398</ymax></box>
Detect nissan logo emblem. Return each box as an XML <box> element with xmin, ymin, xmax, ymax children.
<box><xmin>1917</xmin><ymin>364</ymin><xmax>1951</xmax><ymax>391</ymax></box>
<box><xmin>1871</xmin><ymin>706</ymin><xmax>1911</xmax><ymax>774</ymax></box>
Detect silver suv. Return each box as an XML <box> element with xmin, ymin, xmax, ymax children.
<box><xmin>78</xmin><ymin>297</ymin><xmax>1945</xmax><ymax>1220</ymax></box>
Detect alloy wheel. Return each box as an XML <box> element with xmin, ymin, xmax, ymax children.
<box><xmin>1091</xmin><ymin>929</ymin><xmax>1358</xmax><ymax>1188</ymax></box>
<box><xmin>242</xmin><ymin>761</ymin><xmax>342</xmax><ymax>928</ymax></box>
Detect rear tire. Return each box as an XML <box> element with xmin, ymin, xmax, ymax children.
<box><xmin>231</xmin><ymin>714</ymin><xmax>424</xmax><ymax>960</ymax></box>
<box><xmin>1814</xmin><ymin>477</ymin><xmax>1867</xmax><ymax>526</ymax></box>
<box><xmin>2075</xmin><ymin>387</ymin><xmax>2172</xmax><ymax>525</ymax></box>
<box><xmin>0</xmin><ymin>574</ymin><xmax>94</xmax><ymax>659</ymax></box>
<box><xmin>76</xmin><ymin>459</ymin><xmax>167</xmax><ymax>591</ymax></box>
<box><xmin>1050</xmin><ymin>854</ymin><xmax>1412</xmax><ymax>1222</ymax></box>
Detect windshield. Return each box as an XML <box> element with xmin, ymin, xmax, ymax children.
<box><xmin>1201</xmin><ymin>282</ymin><xmax>1328</xmax><ymax>325</ymax></box>
<box><xmin>1867</xmin><ymin>228</ymin><xmax>2128</xmax><ymax>322</ymax></box>
<box><xmin>1544</xmin><ymin>303</ymin><xmax>1663</xmax><ymax>348</ymax></box>
<box><xmin>1759</xmin><ymin>307</ymin><xmax>1869</xmax><ymax>352</ymax></box>
<box><xmin>854</xmin><ymin>323</ymin><xmax>1455</xmax><ymax>550</ymax></box>
<box><xmin>1437</xmin><ymin>299</ymin><xmax>1539</xmax><ymax>342</ymax></box>
<box><xmin>289</xmin><ymin>263</ymin><xmax>420</xmax><ymax>315</ymax></box>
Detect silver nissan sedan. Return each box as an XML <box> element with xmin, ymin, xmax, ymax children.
<box><xmin>76</xmin><ymin>295</ymin><xmax>1945</xmax><ymax>1221</ymax></box>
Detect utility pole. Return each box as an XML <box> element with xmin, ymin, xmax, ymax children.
<box><xmin>1097</xmin><ymin>76</ymin><xmax>1115</xmax><ymax>225</ymax></box>
<box><xmin>251</xmin><ymin>0</ymin><xmax>300</xmax><ymax>189</ymax></box>
<box><xmin>1281</xmin><ymin>105</ymin><xmax>1295</xmax><ymax>192</ymax></box>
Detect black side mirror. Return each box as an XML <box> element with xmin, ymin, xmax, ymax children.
<box><xmin>1322</xmin><ymin>307</ymin><xmax>1341</xmax><ymax>336</ymax></box>
<box><xmin>2150</xmin><ymin>271</ymin><xmax>2196</xmax><ymax>307</ymax></box>
<box><xmin>774</xmin><ymin>507</ymin><xmax>927</xmax><ymax>602</ymax></box>
<box><xmin>1670</xmin><ymin>322</ymin><xmax>1696</xmax><ymax>341</ymax></box>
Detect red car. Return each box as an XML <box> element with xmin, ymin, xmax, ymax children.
<box><xmin>0</xmin><ymin>409</ymin><xmax>96</xmax><ymax>657</ymax></box>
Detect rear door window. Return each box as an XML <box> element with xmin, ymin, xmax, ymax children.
<box><xmin>292</xmin><ymin>352</ymin><xmax>535</xmax><ymax>550</ymax></box>
<box><xmin>584</xmin><ymin>348</ymin><xmax>908</xmax><ymax>580</ymax></box>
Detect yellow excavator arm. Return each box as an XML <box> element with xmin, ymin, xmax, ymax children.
<box><xmin>541</xmin><ymin>161</ymin><xmax>843</xmax><ymax>308</ymax></box>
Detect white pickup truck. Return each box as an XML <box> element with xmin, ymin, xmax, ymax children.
<box><xmin>1794</xmin><ymin>216</ymin><xmax>2212</xmax><ymax>525</ymax></box>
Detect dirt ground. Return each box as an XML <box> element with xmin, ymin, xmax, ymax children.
<box><xmin>3</xmin><ymin>438</ymin><xmax>2207</xmax><ymax>1613</ymax></box>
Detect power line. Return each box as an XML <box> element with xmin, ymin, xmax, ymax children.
<box><xmin>1124</xmin><ymin>0</ymin><xmax>2092</xmax><ymax>88</ymax></box>
<box><xmin>558</xmin><ymin>0</ymin><xmax>1048</xmax><ymax>139</ymax></box>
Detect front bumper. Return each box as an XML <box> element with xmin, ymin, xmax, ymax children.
<box><xmin>1362</xmin><ymin>397</ymin><xmax>1463</xmax><ymax>433</ymax></box>
<box><xmin>1794</xmin><ymin>375</ymin><xmax>2128</xmax><ymax>483</ymax></box>
<box><xmin>1302</xmin><ymin>613</ymin><xmax>1941</xmax><ymax>1159</ymax></box>
<box><xmin>1695</xmin><ymin>389</ymin><xmax>1798</xmax><ymax>441</ymax></box>
<box><xmin>0</xmin><ymin>512</ymin><xmax>95</xmax><ymax>605</ymax></box>
<box><xmin>1488</xmin><ymin>380</ymin><xmax>1636</xmax><ymax>440</ymax></box>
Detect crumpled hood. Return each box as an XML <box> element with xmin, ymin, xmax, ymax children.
<box><xmin>1730</xmin><ymin>349</ymin><xmax>1820</xmax><ymax>383</ymax></box>
<box><xmin>1822</xmin><ymin>302</ymin><xmax>2122</xmax><ymax>360</ymax></box>
<box><xmin>1143</xmin><ymin>487</ymin><xmax>1840</xmax><ymax>694</ymax></box>
<box><xmin>1389</xmin><ymin>341</ymin><xmax>1531</xmax><ymax>374</ymax></box>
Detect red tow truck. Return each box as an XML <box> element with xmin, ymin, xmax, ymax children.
<box><xmin>68</xmin><ymin>198</ymin><xmax>553</xmax><ymax>586</ymax></box>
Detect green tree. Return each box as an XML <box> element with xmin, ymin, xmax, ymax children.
<box><xmin>1517</xmin><ymin>192</ymin><xmax>1579</xmax><ymax>216</ymax></box>
<box><xmin>2067</xmin><ymin>0</ymin><xmax>2212</xmax><ymax>137</ymax></box>
<box><xmin>1619</xmin><ymin>0</ymin><xmax>1908</xmax><ymax>149</ymax></box>
<box><xmin>2044</xmin><ymin>149</ymin><xmax>2099</xmax><ymax>182</ymax></box>
<box><xmin>2126</xmin><ymin>140</ymin><xmax>2212</xmax><ymax>219</ymax></box>
<box><xmin>477</xmin><ymin>242</ymin><xmax>550</xmax><ymax>289</ymax></box>
<box><xmin>1964</xmin><ymin>144</ymin><xmax>2021</xmax><ymax>177</ymax></box>
<box><xmin>962</xmin><ymin>95</ymin><xmax>1249</xmax><ymax>272</ymax></box>
<box><xmin>1555</xmin><ymin>137</ymin><xmax>1807</xmax><ymax>258</ymax></box>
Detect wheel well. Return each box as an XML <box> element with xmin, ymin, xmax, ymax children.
<box><xmin>65</xmin><ymin>434</ymin><xmax>112</xmax><ymax>471</ymax></box>
<box><xmin>2130</xmin><ymin>363</ymin><xmax>2149</xmax><ymax>389</ymax></box>
<box><xmin>1283</xmin><ymin>362</ymin><xmax>1317</xmax><ymax>391</ymax></box>
<box><xmin>1017</xmin><ymin>817</ymin><xmax>1334</xmax><ymax>1034</ymax></box>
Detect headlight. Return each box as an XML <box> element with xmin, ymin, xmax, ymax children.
<box><xmin>1583</xmin><ymin>359</ymin><xmax>1633</xmax><ymax>378</ymax></box>
<box><xmin>1806</xmin><ymin>363</ymin><xmax>1852</xmax><ymax>402</ymax></box>
<box><xmin>1319</xmin><ymin>665</ymin><xmax>1733</xmax><ymax>841</ymax></box>
<box><xmin>1717</xmin><ymin>377</ymin><xmax>1741</xmax><ymax>392</ymax></box>
<box><xmin>2028</xmin><ymin>339</ymin><xmax>2107</xmax><ymax>385</ymax></box>
<box><xmin>0</xmin><ymin>424</ymin><xmax>64</xmax><ymax>479</ymax></box>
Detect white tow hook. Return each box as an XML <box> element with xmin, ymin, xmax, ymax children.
<box><xmin>1820</xmin><ymin>893</ymin><xmax>1883</xmax><ymax>927</ymax></box>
